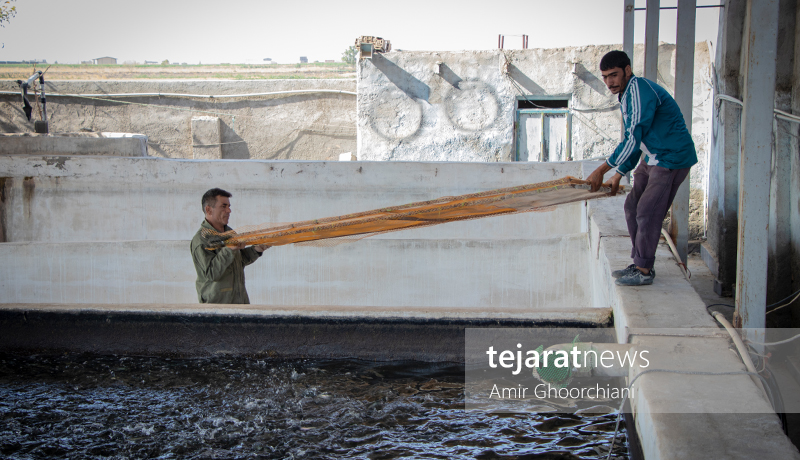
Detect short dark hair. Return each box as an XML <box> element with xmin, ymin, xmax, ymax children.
<box><xmin>202</xmin><ymin>188</ymin><xmax>232</xmax><ymax>213</ymax></box>
<box><xmin>600</xmin><ymin>50</ymin><xmax>631</xmax><ymax>71</ymax></box>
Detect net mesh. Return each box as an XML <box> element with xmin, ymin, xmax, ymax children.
<box><xmin>532</xmin><ymin>335</ymin><xmax>594</xmax><ymax>388</ymax></box>
<box><xmin>200</xmin><ymin>176</ymin><xmax>624</xmax><ymax>250</ymax></box>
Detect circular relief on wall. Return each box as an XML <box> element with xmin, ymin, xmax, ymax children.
<box><xmin>367</xmin><ymin>88</ymin><xmax>423</xmax><ymax>140</ymax></box>
<box><xmin>444</xmin><ymin>81</ymin><xmax>500</xmax><ymax>131</ymax></box>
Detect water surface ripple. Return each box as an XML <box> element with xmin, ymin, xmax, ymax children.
<box><xmin>0</xmin><ymin>354</ymin><xmax>629</xmax><ymax>459</ymax></box>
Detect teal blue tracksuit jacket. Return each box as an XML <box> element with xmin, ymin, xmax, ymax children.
<box><xmin>606</xmin><ymin>75</ymin><xmax>698</xmax><ymax>175</ymax></box>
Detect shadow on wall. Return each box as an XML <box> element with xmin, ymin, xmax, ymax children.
<box><xmin>204</xmin><ymin>93</ymin><xmax>354</xmax><ymax>159</ymax></box>
<box><xmin>573</xmin><ymin>63</ymin><xmax>608</xmax><ymax>95</ymax></box>
<box><xmin>0</xmin><ymin>120</ymin><xmax>19</xmax><ymax>133</ymax></box>
<box><xmin>270</xmin><ymin>130</ymin><xmax>356</xmax><ymax>160</ymax></box>
<box><xmin>0</xmin><ymin>102</ymin><xmax>26</xmax><ymax>132</ymax></box>
<box><xmin>370</xmin><ymin>54</ymin><xmax>430</xmax><ymax>101</ymax></box>
<box><xmin>221</xmin><ymin>120</ymin><xmax>250</xmax><ymax>159</ymax></box>
<box><xmin>438</xmin><ymin>63</ymin><xmax>462</xmax><ymax>88</ymax></box>
<box><xmin>507</xmin><ymin>64</ymin><xmax>545</xmax><ymax>94</ymax></box>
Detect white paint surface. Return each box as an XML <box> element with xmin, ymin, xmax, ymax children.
<box><xmin>0</xmin><ymin>155</ymin><xmax>594</xmax><ymax>310</ymax></box>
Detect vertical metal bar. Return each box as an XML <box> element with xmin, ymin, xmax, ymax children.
<box><xmin>566</xmin><ymin>111</ymin><xmax>572</xmax><ymax>161</ymax></box>
<box><xmin>644</xmin><ymin>0</ymin><xmax>660</xmax><ymax>80</ymax></box>
<box><xmin>540</xmin><ymin>114</ymin><xmax>546</xmax><ymax>162</ymax></box>
<box><xmin>735</xmin><ymin>0</ymin><xmax>780</xmax><ymax>334</ymax></box>
<box><xmin>623</xmin><ymin>0</ymin><xmax>635</xmax><ymax>61</ymax></box>
<box><xmin>515</xmin><ymin>108</ymin><xmax>520</xmax><ymax>161</ymax></box>
<box><xmin>38</xmin><ymin>73</ymin><xmax>48</xmax><ymax>126</ymax></box>
<box><xmin>669</xmin><ymin>0</ymin><xmax>696</xmax><ymax>264</ymax></box>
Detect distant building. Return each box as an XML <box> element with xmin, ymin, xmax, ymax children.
<box><xmin>299</xmin><ymin>56</ymin><xmax>308</xmax><ymax>63</ymax></box>
<box><xmin>264</xmin><ymin>58</ymin><xmax>272</xmax><ymax>62</ymax></box>
<box><xmin>93</xmin><ymin>57</ymin><xmax>117</xmax><ymax>65</ymax></box>
<box><xmin>144</xmin><ymin>61</ymin><xmax>158</xmax><ymax>65</ymax></box>
<box><xmin>325</xmin><ymin>60</ymin><xmax>334</xmax><ymax>63</ymax></box>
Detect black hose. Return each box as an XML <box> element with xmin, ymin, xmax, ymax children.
<box><xmin>767</xmin><ymin>288</ymin><xmax>800</xmax><ymax>311</ymax></box>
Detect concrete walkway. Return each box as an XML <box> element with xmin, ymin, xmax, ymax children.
<box><xmin>584</xmin><ymin>165</ymin><xmax>800</xmax><ymax>460</ymax></box>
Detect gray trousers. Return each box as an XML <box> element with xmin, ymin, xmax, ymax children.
<box><xmin>624</xmin><ymin>162</ymin><xmax>691</xmax><ymax>269</ymax></box>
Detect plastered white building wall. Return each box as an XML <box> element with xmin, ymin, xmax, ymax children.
<box><xmin>356</xmin><ymin>43</ymin><xmax>713</xmax><ymax>195</ymax></box>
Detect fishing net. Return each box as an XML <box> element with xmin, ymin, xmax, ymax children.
<box><xmin>532</xmin><ymin>335</ymin><xmax>595</xmax><ymax>388</ymax></box>
<box><xmin>201</xmin><ymin>176</ymin><xmax>623</xmax><ymax>250</ymax></box>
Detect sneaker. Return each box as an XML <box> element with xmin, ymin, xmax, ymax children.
<box><xmin>615</xmin><ymin>268</ymin><xmax>656</xmax><ymax>286</ymax></box>
<box><xmin>612</xmin><ymin>264</ymin><xmax>637</xmax><ymax>279</ymax></box>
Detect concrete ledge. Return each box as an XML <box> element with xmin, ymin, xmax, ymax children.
<box><xmin>600</xmin><ymin>238</ymin><xmax>720</xmax><ymax>335</ymax></box>
<box><xmin>0</xmin><ymin>302</ymin><xmax>612</xmax><ymax>323</ymax></box>
<box><xmin>0</xmin><ymin>132</ymin><xmax>148</xmax><ymax>157</ymax></box>
<box><xmin>0</xmin><ymin>303</ymin><xmax>611</xmax><ymax>360</ymax></box>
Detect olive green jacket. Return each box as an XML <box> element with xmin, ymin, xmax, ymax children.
<box><xmin>190</xmin><ymin>220</ymin><xmax>262</xmax><ymax>304</ymax></box>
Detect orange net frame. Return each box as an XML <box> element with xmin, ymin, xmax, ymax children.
<box><xmin>201</xmin><ymin>176</ymin><xmax>624</xmax><ymax>250</ymax></box>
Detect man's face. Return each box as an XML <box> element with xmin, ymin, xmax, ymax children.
<box><xmin>205</xmin><ymin>196</ymin><xmax>232</xmax><ymax>231</ymax></box>
<box><xmin>601</xmin><ymin>65</ymin><xmax>632</xmax><ymax>95</ymax></box>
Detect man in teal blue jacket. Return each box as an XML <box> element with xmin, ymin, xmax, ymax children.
<box><xmin>586</xmin><ymin>50</ymin><xmax>697</xmax><ymax>286</ymax></box>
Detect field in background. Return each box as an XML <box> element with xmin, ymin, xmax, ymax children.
<box><xmin>0</xmin><ymin>62</ymin><xmax>356</xmax><ymax>80</ymax></box>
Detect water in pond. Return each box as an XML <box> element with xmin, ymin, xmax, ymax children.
<box><xmin>0</xmin><ymin>353</ymin><xmax>630</xmax><ymax>459</ymax></box>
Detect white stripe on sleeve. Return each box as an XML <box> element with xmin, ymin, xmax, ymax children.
<box><xmin>614</xmin><ymin>78</ymin><xmax>641</xmax><ymax>168</ymax></box>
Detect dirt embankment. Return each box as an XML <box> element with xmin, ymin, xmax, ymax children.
<box><xmin>0</xmin><ymin>63</ymin><xmax>356</xmax><ymax>81</ymax></box>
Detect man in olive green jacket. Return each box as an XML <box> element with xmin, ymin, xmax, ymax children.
<box><xmin>191</xmin><ymin>188</ymin><xmax>269</xmax><ymax>304</ymax></box>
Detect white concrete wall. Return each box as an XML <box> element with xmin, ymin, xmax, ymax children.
<box><xmin>0</xmin><ymin>155</ymin><xmax>583</xmax><ymax>243</ymax></box>
<box><xmin>0</xmin><ymin>155</ymin><xmax>596</xmax><ymax>310</ymax></box>
<box><xmin>356</xmin><ymin>44</ymin><xmax>713</xmax><ymax>238</ymax></box>
<box><xmin>1</xmin><ymin>235</ymin><xmax>590</xmax><ymax>310</ymax></box>
<box><xmin>357</xmin><ymin>45</ymin><xmax>711</xmax><ymax>176</ymax></box>
<box><xmin>0</xmin><ymin>80</ymin><xmax>356</xmax><ymax>161</ymax></box>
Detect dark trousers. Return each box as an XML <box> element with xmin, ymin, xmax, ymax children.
<box><xmin>624</xmin><ymin>162</ymin><xmax>691</xmax><ymax>269</ymax></box>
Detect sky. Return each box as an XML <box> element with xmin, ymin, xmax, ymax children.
<box><xmin>0</xmin><ymin>0</ymin><xmax>721</xmax><ymax>65</ymax></box>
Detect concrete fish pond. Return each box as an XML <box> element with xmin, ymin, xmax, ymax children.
<box><xmin>0</xmin><ymin>353</ymin><xmax>631</xmax><ymax>459</ymax></box>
